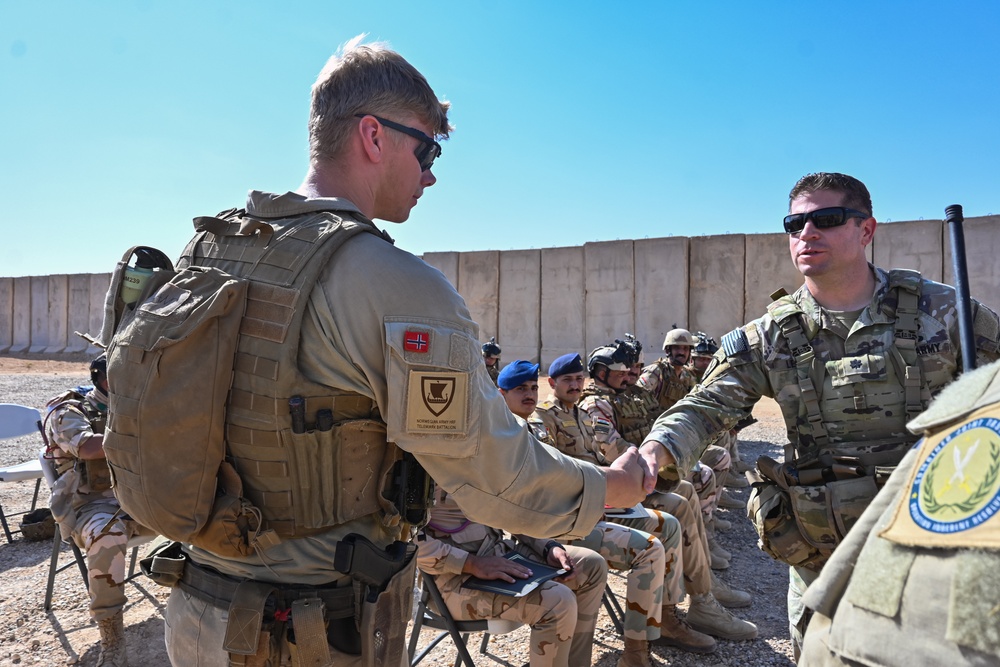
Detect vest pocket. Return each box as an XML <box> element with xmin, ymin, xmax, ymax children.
<box><xmin>788</xmin><ymin>476</ymin><xmax>879</xmax><ymax>549</ymax></box>
<box><xmin>281</xmin><ymin>419</ymin><xmax>390</xmax><ymax>529</ymax></box>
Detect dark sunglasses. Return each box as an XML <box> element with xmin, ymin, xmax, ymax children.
<box><xmin>355</xmin><ymin>113</ymin><xmax>441</xmax><ymax>171</ymax></box>
<box><xmin>783</xmin><ymin>207</ymin><xmax>870</xmax><ymax>234</ymax></box>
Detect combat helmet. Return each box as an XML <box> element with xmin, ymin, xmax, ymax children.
<box><xmin>588</xmin><ymin>341</ymin><xmax>632</xmax><ymax>375</ymax></box>
<box><xmin>692</xmin><ymin>332</ymin><xmax>719</xmax><ymax>358</ymax></box>
<box><xmin>90</xmin><ymin>353</ymin><xmax>108</xmax><ymax>387</ymax></box>
<box><xmin>20</xmin><ymin>507</ymin><xmax>56</xmax><ymax>541</ymax></box>
<box><xmin>621</xmin><ymin>333</ymin><xmax>643</xmax><ymax>366</ymax></box>
<box><xmin>662</xmin><ymin>327</ymin><xmax>694</xmax><ymax>351</ymax></box>
<box><xmin>482</xmin><ymin>337</ymin><xmax>501</xmax><ymax>358</ymax></box>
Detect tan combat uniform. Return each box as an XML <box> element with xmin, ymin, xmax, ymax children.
<box><xmin>418</xmin><ymin>488</ymin><xmax>607</xmax><ymax>667</ymax></box>
<box><xmin>165</xmin><ymin>192</ymin><xmax>607</xmax><ymax>666</ymax></box>
<box><xmin>800</xmin><ymin>359</ymin><xmax>1000</xmax><ymax>666</ymax></box>
<box><xmin>45</xmin><ymin>388</ymin><xmax>148</xmax><ymax>622</ymax></box>
<box><xmin>644</xmin><ymin>266</ymin><xmax>1000</xmax><ymax>651</ymax></box>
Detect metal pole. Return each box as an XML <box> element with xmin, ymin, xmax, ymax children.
<box><xmin>945</xmin><ymin>204</ymin><xmax>977</xmax><ymax>371</ymax></box>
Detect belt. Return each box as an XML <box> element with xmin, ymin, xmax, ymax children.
<box><xmin>179</xmin><ymin>558</ymin><xmax>355</xmax><ymax>620</ymax></box>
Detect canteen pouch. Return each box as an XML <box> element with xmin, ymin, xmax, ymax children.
<box><xmin>360</xmin><ymin>546</ymin><xmax>418</xmax><ymax>667</ymax></box>
<box><xmin>140</xmin><ymin>540</ymin><xmax>188</xmax><ymax>587</ymax></box>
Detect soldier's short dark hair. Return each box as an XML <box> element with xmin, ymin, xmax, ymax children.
<box><xmin>788</xmin><ymin>172</ymin><xmax>873</xmax><ymax>218</ymax></box>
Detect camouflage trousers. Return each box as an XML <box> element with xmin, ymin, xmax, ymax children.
<box><xmin>692</xmin><ymin>444</ymin><xmax>732</xmax><ymax>518</ymax></box>
<box><xmin>71</xmin><ymin>502</ymin><xmax>134</xmax><ymax>622</ymax></box>
<box><xmin>789</xmin><ymin>565</ymin><xmax>820</xmax><ymax>661</ymax></box>
<box><xmin>436</xmin><ymin>545</ymin><xmax>608</xmax><ymax>667</ymax></box>
<box><xmin>642</xmin><ymin>480</ymin><xmax>712</xmax><ymax>596</ymax></box>
<box><xmin>570</xmin><ymin>516</ymin><xmax>674</xmax><ymax>641</ymax></box>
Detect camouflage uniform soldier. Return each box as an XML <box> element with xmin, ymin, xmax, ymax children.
<box><xmin>418</xmin><ymin>485</ymin><xmax>608</xmax><ymax>667</ymax></box>
<box><xmin>497</xmin><ymin>361</ymin><xmax>711</xmax><ymax>661</ymax></box>
<box><xmin>44</xmin><ymin>355</ymin><xmax>152</xmax><ymax>667</ymax></box>
<box><xmin>800</xmin><ymin>358</ymin><xmax>1000</xmax><ymax>666</ymax></box>
<box><xmin>638</xmin><ymin>172</ymin><xmax>1000</xmax><ymax>658</ymax></box>
<box><xmin>483</xmin><ymin>337</ymin><xmax>502</xmax><ymax>386</ymax></box>
<box><xmin>638</xmin><ymin>330</ymin><xmax>740</xmax><ymax>515</ymax></box>
<box><xmin>565</xmin><ymin>351</ymin><xmax>758</xmax><ymax>642</ymax></box>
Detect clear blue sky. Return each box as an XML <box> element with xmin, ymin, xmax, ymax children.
<box><xmin>2</xmin><ymin>1</ymin><xmax>998</xmax><ymax>277</ymax></box>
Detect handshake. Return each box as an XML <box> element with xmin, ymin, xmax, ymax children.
<box><xmin>602</xmin><ymin>439</ymin><xmax>674</xmax><ymax>508</ymax></box>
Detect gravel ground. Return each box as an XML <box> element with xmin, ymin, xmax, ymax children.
<box><xmin>0</xmin><ymin>364</ymin><xmax>795</xmax><ymax>666</ymax></box>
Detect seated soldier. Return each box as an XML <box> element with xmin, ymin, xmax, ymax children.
<box><xmin>418</xmin><ymin>484</ymin><xmax>608</xmax><ymax>667</ymax></box>
<box><xmin>562</xmin><ymin>349</ymin><xmax>757</xmax><ymax>641</ymax></box>
<box><xmin>43</xmin><ymin>354</ymin><xmax>153</xmax><ymax>667</ymax></box>
<box><xmin>498</xmin><ymin>361</ymin><xmax>717</xmax><ymax>659</ymax></box>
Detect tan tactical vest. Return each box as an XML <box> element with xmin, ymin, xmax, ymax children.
<box><xmin>649</xmin><ymin>360</ymin><xmax>693</xmax><ymax>412</ymax></box>
<box><xmin>177</xmin><ymin>208</ymin><xmax>397</xmax><ymax>540</ymax></box>
<box><xmin>580</xmin><ymin>384</ymin><xmax>650</xmax><ymax>446</ymax></box>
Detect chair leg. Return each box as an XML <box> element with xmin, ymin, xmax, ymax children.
<box><xmin>126</xmin><ymin>545</ymin><xmax>139</xmax><ymax>580</ymax></box>
<box><xmin>603</xmin><ymin>590</ymin><xmax>625</xmax><ymax>635</ymax></box>
<box><xmin>0</xmin><ymin>504</ymin><xmax>13</xmax><ymax>543</ymax></box>
<box><xmin>29</xmin><ymin>478</ymin><xmax>42</xmax><ymax>512</ymax></box>
<box><xmin>45</xmin><ymin>535</ymin><xmax>62</xmax><ymax>611</ymax></box>
<box><xmin>479</xmin><ymin>632</ymin><xmax>492</xmax><ymax>655</ymax></box>
<box><xmin>71</xmin><ymin>541</ymin><xmax>88</xmax><ymax>584</ymax></box>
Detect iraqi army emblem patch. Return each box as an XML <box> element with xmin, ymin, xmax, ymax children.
<box><xmin>881</xmin><ymin>412</ymin><xmax>1000</xmax><ymax>548</ymax></box>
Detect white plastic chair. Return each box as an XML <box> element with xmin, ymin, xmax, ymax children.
<box><xmin>0</xmin><ymin>404</ymin><xmax>45</xmax><ymax>543</ymax></box>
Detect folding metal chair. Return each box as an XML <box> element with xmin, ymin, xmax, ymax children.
<box><xmin>38</xmin><ymin>450</ymin><xmax>151</xmax><ymax>611</ymax></box>
<box><xmin>602</xmin><ymin>587</ymin><xmax>625</xmax><ymax>635</ymax></box>
<box><xmin>408</xmin><ymin>572</ymin><xmax>523</xmax><ymax>667</ymax></box>
<box><xmin>0</xmin><ymin>404</ymin><xmax>45</xmax><ymax>543</ymax></box>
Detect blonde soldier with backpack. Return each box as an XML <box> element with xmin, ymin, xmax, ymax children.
<box><xmin>100</xmin><ymin>36</ymin><xmax>648</xmax><ymax>667</ymax></box>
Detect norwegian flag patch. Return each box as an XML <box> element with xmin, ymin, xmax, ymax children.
<box><xmin>404</xmin><ymin>330</ymin><xmax>430</xmax><ymax>353</ymax></box>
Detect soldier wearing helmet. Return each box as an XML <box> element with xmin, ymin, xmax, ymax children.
<box><xmin>688</xmin><ymin>332</ymin><xmax>719</xmax><ymax>383</ymax></box>
<box><xmin>482</xmin><ymin>337</ymin><xmax>502</xmax><ymax>386</ymax></box>
<box><xmin>638</xmin><ymin>328</ymin><xmax>698</xmax><ymax>414</ymax></box>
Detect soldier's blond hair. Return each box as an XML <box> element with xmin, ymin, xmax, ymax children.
<box><xmin>788</xmin><ymin>172</ymin><xmax>873</xmax><ymax>218</ymax></box>
<box><xmin>309</xmin><ymin>34</ymin><xmax>452</xmax><ymax>164</ymax></box>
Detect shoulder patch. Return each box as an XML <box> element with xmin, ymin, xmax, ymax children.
<box><xmin>721</xmin><ymin>328</ymin><xmax>750</xmax><ymax>357</ymax></box>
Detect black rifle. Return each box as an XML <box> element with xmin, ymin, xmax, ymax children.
<box><xmin>945</xmin><ymin>204</ymin><xmax>977</xmax><ymax>371</ymax></box>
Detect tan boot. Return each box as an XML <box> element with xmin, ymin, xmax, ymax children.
<box><xmin>710</xmin><ymin>549</ymin><xmax>730</xmax><ymax>570</ymax></box>
<box><xmin>713</xmin><ymin>514</ymin><xmax>732</xmax><ymax>531</ymax></box>
<box><xmin>654</xmin><ymin>604</ymin><xmax>716</xmax><ymax>654</ymax></box>
<box><xmin>711</xmin><ymin>571</ymin><xmax>752</xmax><ymax>608</ymax></box>
<box><xmin>724</xmin><ymin>471</ymin><xmax>749</xmax><ymax>488</ymax></box>
<box><xmin>97</xmin><ymin>611</ymin><xmax>128</xmax><ymax>667</ymax></box>
<box><xmin>616</xmin><ymin>637</ymin><xmax>655</xmax><ymax>667</ymax></box>
<box><xmin>708</xmin><ymin>535</ymin><xmax>732</xmax><ymax>562</ymax></box>
<box><xmin>718</xmin><ymin>489</ymin><xmax>746</xmax><ymax>509</ymax></box>
<box><xmin>733</xmin><ymin>458</ymin><xmax>753</xmax><ymax>474</ymax></box>
<box><xmin>687</xmin><ymin>593</ymin><xmax>758</xmax><ymax>640</ymax></box>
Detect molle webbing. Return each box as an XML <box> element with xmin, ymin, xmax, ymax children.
<box><xmin>179</xmin><ymin>209</ymin><xmax>385</xmax><ymax>537</ymax></box>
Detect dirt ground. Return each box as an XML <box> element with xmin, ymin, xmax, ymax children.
<box><xmin>0</xmin><ymin>357</ymin><xmax>792</xmax><ymax>666</ymax></box>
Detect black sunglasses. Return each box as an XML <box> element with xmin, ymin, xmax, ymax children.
<box><xmin>783</xmin><ymin>207</ymin><xmax>870</xmax><ymax>234</ymax></box>
<box><xmin>355</xmin><ymin>114</ymin><xmax>441</xmax><ymax>171</ymax></box>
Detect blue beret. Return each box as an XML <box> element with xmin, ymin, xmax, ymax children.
<box><xmin>497</xmin><ymin>360</ymin><xmax>540</xmax><ymax>390</ymax></box>
<box><xmin>548</xmin><ymin>353</ymin><xmax>585</xmax><ymax>378</ymax></box>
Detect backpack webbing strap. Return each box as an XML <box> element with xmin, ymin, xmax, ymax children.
<box><xmin>888</xmin><ymin>286</ymin><xmax>927</xmax><ymax>423</ymax></box>
<box><xmin>774</xmin><ymin>309</ymin><xmax>830</xmax><ymax>451</ymax></box>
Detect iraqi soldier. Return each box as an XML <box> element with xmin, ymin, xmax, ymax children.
<box><xmin>800</xmin><ymin>358</ymin><xmax>1000</xmax><ymax>666</ymax></box>
<box><xmin>483</xmin><ymin>336</ymin><xmax>502</xmax><ymax>386</ymax></box>
<box><xmin>497</xmin><ymin>361</ymin><xmax>715</xmax><ymax>660</ymax></box>
<box><xmin>637</xmin><ymin>171</ymin><xmax>1000</xmax><ymax>658</ymax></box>
<box><xmin>418</xmin><ymin>486</ymin><xmax>608</xmax><ymax>667</ymax></box>
<box><xmin>160</xmin><ymin>36</ymin><xmax>648</xmax><ymax>666</ymax></box>
<box><xmin>44</xmin><ymin>354</ymin><xmax>153</xmax><ymax>666</ymax></box>
<box><xmin>570</xmin><ymin>350</ymin><xmax>758</xmax><ymax>642</ymax></box>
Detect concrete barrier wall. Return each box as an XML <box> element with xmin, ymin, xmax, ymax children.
<box><xmin>3</xmin><ymin>217</ymin><xmax>998</xmax><ymax>357</ymax></box>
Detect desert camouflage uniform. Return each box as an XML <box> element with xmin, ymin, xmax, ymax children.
<box><xmin>800</xmin><ymin>359</ymin><xmax>1000</xmax><ymax>666</ymax></box>
<box><xmin>418</xmin><ymin>487</ymin><xmax>607</xmax><ymax>667</ymax></box>
<box><xmin>638</xmin><ymin>359</ymin><xmax>698</xmax><ymax>415</ymax></box>
<box><xmin>45</xmin><ymin>387</ymin><xmax>148</xmax><ymax>622</ymax></box>
<box><xmin>532</xmin><ymin>401</ymin><xmax>707</xmax><ymax>597</ymax></box>
<box><xmin>644</xmin><ymin>266</ymin><xmax>1000</xmax><ymax>651</ymax></box>
<box><xmin>487</xmin><ymin>364</ymin><xmax>500</xmax><ymax>387</ymax></box>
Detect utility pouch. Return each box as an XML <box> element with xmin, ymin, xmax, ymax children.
<box><xmin>787</xmin><ymin>475</ymin><xmax>878</xmax><ymax>549</ymax></box>
<box><xmin>287</xmin><ymin>597</ymin><xmax>330</xmax><ymax>667</ymax></box>
<box><xmin>360</xmin><ymin>549</ymin><xmax>417</xmax><ymax>667</ymax></box>
<box><xmin>139</xmin><ymin>540</ymin><xmax>187</xmax><ymax>587</ymax></box>
<box><xmin>747</xmin><ymin>469</ymin><xmax>827</xmax><ymax>571</ymax></box>
<box><xmin>83</xmin><ymin>458</ymin><xmax>113</xmax><ymax>492</ymax></box>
